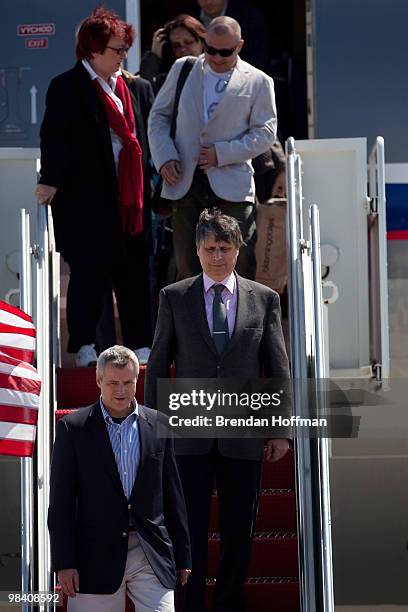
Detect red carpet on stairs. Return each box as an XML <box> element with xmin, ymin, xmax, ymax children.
<box><xmin>56</xmin><ymin>367</ymin><xmax>300</xmax><ymax>611</ymax></box>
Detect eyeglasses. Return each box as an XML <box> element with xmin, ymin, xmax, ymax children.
<box><xmin>106</xmin><ymin>45</ymin><xmax>129</xmax><ymax>57</ymax></box>
<box><xmin>204</xmin><ymin>42</ymin><xmax>238</xmax><ymax>57</ymax></box>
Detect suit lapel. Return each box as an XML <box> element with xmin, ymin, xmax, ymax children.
<box><xmin>204</xmin><ymin>58</ymin><xmax>247</xmax><ymax>125</ymax></box>
<box><xmin>75</xmin><ymin>62</ymin><xmax>107</xmax><ymax>126</ymax></box>
<box><xmin>74</xmin><ymin>63</ymin><xmax>117</xmax><ymax>183</ymax></box>
<box><xmin>186</xmin><ymin>275</ymin><xmax>218</xmax><ymax>356</ymax></box>
<box><xmin>87</xmin><ymin>402</ymin><xmax>126</xmax><ymax>499</ymax></box>
<box><xmin>187</xmin><ymin>57</ymin><xmax>205</xmax><ymax>125</ymax></box>
<box><xmin>129</xmin><ymin>406</ymin><xmax>154</xmax><ymax>499</ymax></box>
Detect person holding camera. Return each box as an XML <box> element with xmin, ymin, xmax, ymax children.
<box><xmin>140</xmin><ymin>14</ymin><xmax>206</xmax><ymax>94</ymax></box>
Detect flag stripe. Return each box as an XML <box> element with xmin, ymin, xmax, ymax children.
<box><xmin>0</xmin><ymin>352</ymin><xmax>37</xmax><ymax>373</ymax></box>
<box><xmin>0</xmin><ymin>361</ymin><xmax>40</xmax><ymax>380</ymax></box>
<box><xmin>0</xmin><ymin>421</ymin><xmax>36</xmax><ymax>441</ymax></box>
<box><xmin>0</xmin><ymin>346</ymin><xmax>34</xmax><ymax>364</ymax></box>
<box><xmin>0</xmin><ymin>300</ymin><xmax>33</xmax><ymax>324</ymax></box>
<box><xmin>0</xmin><ymin>438</ymin><xmax>34</xmax><ymax>457</ymax></box>
<box><xmin>0</xmin><ymin>405</ymin><xmax>38</xmax><ymax>425</ymax></box>
<box><xmin>0</xmin><ymin>323</ymin><xmax>36</xmax><ymax>337</ymax></box>
<box><xmin>0</xmin><ymin>372</ymin><xmax>41</xmax><ymax>395</ymax></box>
<box><xmin>0</xmin><ymin>388</ymin><xmax>39</xmax><ymax>409</ymax></box>
<box><xmin>0</xmin><ymin>333</ymin><xmax>35</xmax><ymax>350</ymax></box>
<box><xmin>0</xmin><ymin>302</ymin><xmax>39</xmax><ymax>458</ymax></box>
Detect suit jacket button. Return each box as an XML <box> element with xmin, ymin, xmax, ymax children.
<box><xmin>122</xmin><ymin>531</ymin><xmax>127</xmax><ymax>537</ymax></box>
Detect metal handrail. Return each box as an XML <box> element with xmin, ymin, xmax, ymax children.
<box><xmin>34</xmin><ymin>205</ymin><xmax>52</xmax><ymax>602</ymax></box>
<box><xmin>19</xmin><ymin>209</ymin><xmax>34</xmax><ymax>612</ymax></box>
<box><xmin>368</xmin><ymin>137</ymin><xmax>390</xmax><ymax>380</ymax></box>
<box><xmin>286</xmin><ymin>137</ymin><xmax>317</xmax><ymax>611</ymax></box>
<box><xmin>286</xmin><ymin>137</ymin><xmax>335</xmax><ymax>611</ymax></box>
<box><xmin>310</xmin><ymin>204</ymin><xmax>335</xmax><ymax>611</ymax></box>
<box><xmin>19</xmin><ymin>203</ymin><xmax>59</xmax><ymax>610</ymax></box>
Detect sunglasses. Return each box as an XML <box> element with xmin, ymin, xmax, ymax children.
<box><xmin>204</xmin><ymin>42</ymin><xmax>238</xmax><ymax>57</ymax></box>
<box><xmin>106</xmin><ymin>45</ymin><xmax>129</xmax><ymax>57</ymax></box>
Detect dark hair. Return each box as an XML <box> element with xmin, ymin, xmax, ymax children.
<box><xmin>76</xmin><ymin>7</ymin><xmax>135</xmax><ymax>60</ymax></box>
<box><xmin>163</xmin><ymin>14</ymin><xmax>207</xmax><ymax>44</ymax></box>
<box><xmin>196</xmin><ymin>208</ymin><xmax>244</xmax><ymax>249</ymax></box>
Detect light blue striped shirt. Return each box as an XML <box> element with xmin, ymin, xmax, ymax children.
<box><xmin>100</xmin><ymin>399</ymin><xmax>141</xmax><ymax>500</ymax></box>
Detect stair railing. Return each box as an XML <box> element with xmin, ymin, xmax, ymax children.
<box><xmin>19</xmin><ymin>209</ymin><xmax>34</xmax><ymax>611</ymax></box>
<box><xmin>286</xmin><ymin>137</ymin><xmax>335</xmax><ymax>612</ymax></box>
<box><xmin>19</xmin><ymin>204</ymin><xmax>60</xmax><ymax>610</ymax></box>
<box><xmin>367</xmin><ymin>136</ymin><xmax>389</xmax><ymax>381</ymax></box>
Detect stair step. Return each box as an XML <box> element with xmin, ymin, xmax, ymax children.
<box><xmin>61</xmin><ymin>577</ymin><xmax>300</xmax><ymax>612</ymax></box>
<box><xmin>261</xmin><ymin>449</ymin><xmax>295</xmax><ymax>489</ymax></box>
<box><xmin>208</xmin><ymin>531</ymin><xmax>298</xmax><ymax>577</ymax></box>
<box><xmin>206</xmin><ymin>577</ymin><xmax>300</xmax><ymax>612</ymax></box>
<box><xmin>210</xmin><ymin>489</ymin><xmax>296</xmax><ymax>531</ymax></box>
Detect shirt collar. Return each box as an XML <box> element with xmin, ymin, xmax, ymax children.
<box><xmin>203</xmin><ymin>61</ymin><xmax>232</xmax><ymax>78</ymax></box>
<box><xmin>82</xmin><ymin>58</ymin><xmax>121</xmax><ymax>91</ymax></box>
<box><xmin>100</xmin><ymin>397</ymin><xmax>139</xmax><ymax>424</ymax></box>
<box><xmin>203</xmin><ymin>271</ymin><xmax>236</xmax><ymax>295</ymax></box>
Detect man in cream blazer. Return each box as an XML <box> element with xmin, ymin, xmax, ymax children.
<box><xmin>148</xmin><ymin>16</ymin><xmax>277</xmax><ymax>281</ymax></box>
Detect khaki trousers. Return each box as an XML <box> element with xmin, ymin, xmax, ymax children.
<box><xmin>68</xmin><ymin>533</ymin><xmax>174</xmax><ymax>612</ymax></box>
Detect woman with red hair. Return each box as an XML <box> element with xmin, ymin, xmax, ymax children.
<box><xmin>37</xmin><ymin>8</ymin><xmax>154</xmax><ymax>368</ymax></box>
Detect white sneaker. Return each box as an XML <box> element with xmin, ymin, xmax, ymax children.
<box><xmin>75</xmin><ymin>344</ymin><xmax>97</xmax><ymax>368</ymax></box>
<box><xmin>133</xmin><ymin>347</ymin><xmax>151</xmax><ymax>365</ymax></box>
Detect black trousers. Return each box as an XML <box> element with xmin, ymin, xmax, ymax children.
<box><xmin>176</xmin><ymin>443</ymin><xmax>262</xmax><ymax>612</ymax></box>
<box><xmin>65</xmin><ymin>235</ymin><xmax>152</xmax><ymax>353</ymax></box>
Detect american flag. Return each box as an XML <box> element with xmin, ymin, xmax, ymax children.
<box><xmin>0</xmin><ymin>300</ymin><xmax>41</xmax><ymax>457</ymax></box>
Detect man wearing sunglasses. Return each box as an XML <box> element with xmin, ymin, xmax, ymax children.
<box><xmin>192</xmin><ymin>0</ymin><xmax>268</xmax><ymax>71</ymax></box>
<box><xmin>148</xmin><ymin>16</ymin><xmax>277</xmax><ymax>283</ymax></box>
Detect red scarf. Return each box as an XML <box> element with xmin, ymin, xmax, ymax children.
<box><xmin>94</xmin><ymin>75</ymin><xmax>144</xmax><ymax>235</ymax></box>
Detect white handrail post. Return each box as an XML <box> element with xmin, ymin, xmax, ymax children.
<box><xmin>286</xmin><ymin>137</ymin><xmax>317</xmax><ymax>611</ymax></box>
<box><xmin>310</xmin><ymin>204</ymin><xmax>335</xmax><ymax>612</ymax></box>
<box><xmin>35</xmin><ymin>205</ymin><xmax>52</xmax><ymax>608</ymax></box>
<box><xmin>20</xmin><ymin>209</ymin><xmax>34</xmax><ymax>612</ymax></box>
<box><xmin>286</xmin><ymin>138</ymin><xmax>335</xmax><ymax>611</ymax></box>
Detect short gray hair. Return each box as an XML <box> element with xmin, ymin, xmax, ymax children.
<box><xmin>207</xmin><ymin>16</ymin><xmax>241</xmax><ymax>39</ymax></box>
<box><xmin>96</xmin><ymin>345</ymin><xmax>139</xmax><ymax>379</ymax></box>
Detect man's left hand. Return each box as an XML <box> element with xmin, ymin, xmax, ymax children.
<box><xmin>177</xmin><ymin>568</ymin><xmax>192</xmax><ymax>586</ymax></box>
<box><xmin>265</xmin><ymin>438</ymin><xmax>290</xmax><ymax>463</ymax></box>
<box><xmin>199</xmin><ymin>145</ymin><xmax>218</xmax><ymax>171</ymax></box>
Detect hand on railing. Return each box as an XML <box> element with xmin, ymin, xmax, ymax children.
<box><xmin>36</xmin><ymin>184</ymin><xmax>57</xmax><ymax>205</ymax></box>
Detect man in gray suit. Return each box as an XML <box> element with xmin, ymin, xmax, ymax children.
<box><xmin>148</xmin><ymin>16</ymin><xmax>277</xmax><ymax>281</ymax></box>
<box><xmin>145</xmin><ymin>209</ymin><xmax>290</xmax><ymax>612</ymax></box>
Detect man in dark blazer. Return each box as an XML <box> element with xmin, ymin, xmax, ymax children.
<box><xmin>145</xmin><ymin>209</ymin><xmax>290</xmax><ymax>612</ymax></box>
<box><xmin>48</xmin><ymin>345</ymin><xmax>191</xmax><ymax>611</ymax></box>
<box><xmin>37</xmin><ymin>8</ymin><xmax>154</xmax><ymax>367</ymax></box>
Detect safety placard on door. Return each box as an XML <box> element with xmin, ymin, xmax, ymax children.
<box><xmin>17</xmin><ymin>23</ymin><xmax>55</xmax><ymax>36</ymax></box>
<box><xmin>25</xmin><ymin>38</ymin><xmax>49</xmax><ymax>49</ymax></box>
